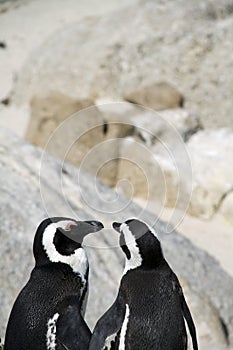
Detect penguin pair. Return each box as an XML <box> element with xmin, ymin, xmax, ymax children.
<box><xmin>4</xmin><ymin>217</ymin><xmax>104</xmax><ymax>350</ymax></box>
<box><xmin>4</xmin><ymin>217</ymin><xmax>198</xmax><ymax>350</ymax></box>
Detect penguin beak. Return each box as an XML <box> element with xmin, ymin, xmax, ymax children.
<box><xmin>61</xmin><ymin>220</ymin><xmax>104</xmax><ymax>244</ymax></box>
<box><xmin>84</xmin><ymin>220</ymin><xmax>104</xmax><ymax>232</ymax></box>
<box><xmin>112</xmin><ymin>222</ymin><xmax>122</xmax><ymax>233</ymax></box>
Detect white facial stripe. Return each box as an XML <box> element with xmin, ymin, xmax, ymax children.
<box><xmin>146</xmin><ymin>223</ymin><xmax>159</xmax><ymax>240</ymax></box>
<box><xmin>46</xmin><ymin>313</ymin><xmax>59</xmax><ymax>350</ymax></box>
<box><xmin>42</xmin><ymin>222</ymin><xmax>88</xmax><ymax>283</ymax></box>
<box><xmin>121</xmin><ymin>223</ymin><xmax>142</xmax><ymax>275</ymax></box>
<box><xmin>119</xmin><ymin>304</ymin><xmax>130</xmax><ymax>350</ymax></box>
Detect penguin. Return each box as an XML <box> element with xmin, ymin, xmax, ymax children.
<box><xmin>4</xmin><ymin>217</ymin><xmax>104</xmax><ymax>350</ymax></box>
<box><xmin>89</xmin><ymin>218</ymin><xmax>198</xmax><ymax>350</ymax></box>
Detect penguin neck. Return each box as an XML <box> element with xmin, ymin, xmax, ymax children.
<box><xmin>34</xmin><ymin>224</ymin><xmax>89</xmax><ymax>284</ymax></box>
<box><xmin>34</xmin><ymin>250</ymin><xmax>88</xmax><ymax>285</ymax></box>
<box><xmin>32</xmin><ymin>264</ymin><xmax>87</xmax><ymax>304</ymax></box>
<box><xmin>123</xmin><ymin>255</ymin><xmax>141</xmax><ymax>275</ymax></box>
<box><xmin>123</xmin><ymin>248</ymin><xmax>165</xmax><ymax>275</ymax></box>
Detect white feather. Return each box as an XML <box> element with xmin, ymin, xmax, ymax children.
<box><xmin>119</xmin><ymin>304</ymin><xmax>130</xmax><ymax>350</ymax></box>
<box><xmin>42</xmin><ymin>221</ymin><xmax>88</xmax><ymax>284</ymax></box>
<box><xmin>102</xmin><ymin>333</ymin><xmax>117</xmax><ymax>350</ymax></box>
<box><xmin>146</xmin><ymin>223</ymin><xmax>159</xmax><ymax>240</ymax></box>
<box><xmin>121</xmin><ymin>223</ymin><xmax>142</xmax><ymax>275</ymax></box>
<box><xmin>46</xmin><ymin>313</ymin><xmax>59</xmax><ymax>350</ymax></box>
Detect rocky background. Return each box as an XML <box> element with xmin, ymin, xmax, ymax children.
<box><xmin>0</xmin><ymin>0</ymin><xmax>233</xmax><ymax>349</ymax></box>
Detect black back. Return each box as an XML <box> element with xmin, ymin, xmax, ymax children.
<box><xmin>118</xmin><ymin>263</ymin><xmax>187</xmax><ymax>349</ymax></box>
<box><xmin>4</xmin><ymin>263</ymin><xmax>86</xmax><ymax>350</ymax></box>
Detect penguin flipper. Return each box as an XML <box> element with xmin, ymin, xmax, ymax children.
<box><xmin>56</xmin><ymin>298</ymin><xmax>91</xmax><ymax>350</ymax></box>
<box><xmin>89</xmin><ymin>295</ymin><xmax>125</xmax><ymax>350</ymax></box>
<box><xmin>181</xmin><ymin>294</ymin><xmax>198</xmax><ymax>350</ymax></box>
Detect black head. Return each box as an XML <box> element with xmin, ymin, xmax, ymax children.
<box><xmin>33</xmin><ymin>217</ymin><xmax>104</xmax><ymax>272</ymax></box>
<box><xmin>112</xmin><ymin>218</ymin><xmax>164</xmax><ymax>271</ymax></box>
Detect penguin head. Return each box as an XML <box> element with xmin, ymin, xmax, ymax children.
<box><xmin>33</xmin><ymin>217</ymin><xmax>104</xmax><ymax>272</ymax></box>
<box><xmin>112</xmin><ymin>218</ymin><xmax>164</xmax><ymax>271</ymax></box>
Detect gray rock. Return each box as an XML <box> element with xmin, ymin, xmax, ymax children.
<box><xmin>115</xmin><ymin>107</ymin><xmax>198</xmax><ymax>209</ymax></box>
<box><xmin>116</xmin><ymin>115</ymin><xmax>233</xmax><ymax>220</ymax></box>
<box><xmin>0</xmin><ymin>52</ymin><xmax>13</xmax><ymax>102</ymax></box>
<box><xmin>220</xmin><ymin>191</ymin><xmax>233</xmax><ymax>225</ymax></box>
<box><xmin>131</xmin><ymin>108</ymin><xmax>202</xmax><ymax>145</ymax></box>
<box><xmin>12</xmin><ymin>0</ymin><xmax>233</xmax><ymax>129</ymax></box>
<box><xmin>25</xmin><ymin>98</ymin><xmax>202</xmax><ymax>212</ymax></box>
<box><xmin>26</xmin><ymin>92</ymin><xmax>94</xmax><ymax>148</ymax></box>
<box><xmin>26</xmin><ymin>98</ymin><xmax>134</xmax><ymax>187</ymax></box>
<box><xmin>0</xmin><ymin>0</ymin><xmax>21</xmax><ymax>3</ymax></box>
<box><xmin>191</xmin><ymin>0</ymin><xmax>233</xmax><ymax>20</ymax></box>
<box><xmin>0</xmin><ymin>128</ymin><xmax>233</xmax><ymax>348</ymax></box>
<box><xmin>183</xmin><ymin>286</ymin><xmax>228</xmax><ymax>348</ymax></box>
<box><xmin>187</xmin><ymin>128</ymin><xmax>233</xmax><ymax>219</ymax></box>
<box><xmin>0</xmin><ymin>0</ymin><xmax>23</xmax><ymax>13</ymax></box>
<box><xmin>117</xmin><ymin>136</ymin><xmax>165</xmax><ymax>201</ymax></box>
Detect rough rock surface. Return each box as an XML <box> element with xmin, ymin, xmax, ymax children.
<box><xmin>0</xmin><ymin>54</ymin><xmax>12</xmax><ymax>103</ymax></box>
<box><xmin>2</xmin><ymin>0</ymin><xmax>232</xmax><ymax>223</ymax></box>
<box><xmin>12</xmin><ymin>0</ymin><xmax>233</xmax><ymax>129</ymax></box>
<box><xmin>116</xmin><ymin>107</ymin><xmax>200</xmax><ymax>208</ymax></box>
<box><xmin>26</xmin><ymin>92</ymin><xmax>94</xmax><ymax>147</ymax></box>
<box><xmin>25</xmin><ymin>99</ymin><xmax>202</xmax><ymax>210</ymax></box>
<box><xmin>122</xmin><ymin>125</ymin><xmax>233</xmax><ymax>218</ymax></box>
<box><xmin>0</xmin><ymin>129</ymin><xmax>233</xmax><ymax>349</ymax></box>
<box><xmin>187</xmin><ymin>128</ymin><xmax>233</xmax><ymax>218</ymax></box>
<box><xmin>124</xmin><ymin>82</ymin><xmax>184</xmax><ymax>110</ymax></box>
<box><xmin>0</xmin><ymin>0</ymin><xmax>22</xmax><ymax>13</ymax></box>
<box><xmin>131</xmin><ymin>108</ymin><xmax>202</xmax><ymax>145</ymax></box>
<box><xmin>26</xmin><ymin>98</ymin><xmax>133</xmax><ymax>187</ymax></box>
<box><xmin>220</xmin><ymin>191</ymin><xmax>233</xmax><ymax>225</ymax></box>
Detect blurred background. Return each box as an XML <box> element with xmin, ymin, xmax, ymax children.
<box><xmin>0</xmin><ymin>0</ymin><xmax>233</xmax><ymax>349</ymax></box>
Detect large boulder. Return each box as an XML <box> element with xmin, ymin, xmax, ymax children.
<box><xmin>25</xmin><ymin>98</ymin><xmax>133</xmax><ymax>187</ymax></box>
<box><xmin>117</xmin><ymin>108</ymin><xmax>200</xmax><ymax>208</ymax></box>
<box><xmin>0</xmin><ymin>0</ymin><xmax>22</xmax><ymax>13</ymax></box>
<box><xmin>124</xmin><ymin>82</ymin><xmax>184</xmax><ymax>110</ymax></box>
<box><xmin>24</xmin><ymin>96</ymin><xmax>233</xmax><ymax>221</ymax></box>
<box><xmin>187</xmin><ymin>128</ymin><xmax>233</xmax><ymax>218</ymax></box>
<box><xmin>12</xmin><ymin>0</ymin><xmax>233</xmax><ymax>128</ymax></box>
<box><xmin>116</xmin><ymin>136</ymin><xmax>166</xmax><ymax>202</ymax></box>
<box><xmin>0</xmin><ymin>128</ymin><xmax>233</xmax><ymax>349</ymax></box>
<box><xmin>26</xmin><ymin>92</ymin><xmax>94</xmax><ymax>148</ymax></box>
<box><xmin>219</xmin><ymin>191</ymin><xmax>233</xmax><ymax>225</ymax></box>
<box><xmin>131</xmin><ymin>108</ymin><xmax>202</xmax><ymax>144</ymax></box>
<box><xmin>119</xmin><ymin>125</ymin><xmax>233</xmax><ymax>220</ymax></box>
<box><xmin>0</xmin><ymin>55</ymin><xmax>12</xmax><ymax>103</ymax></box>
